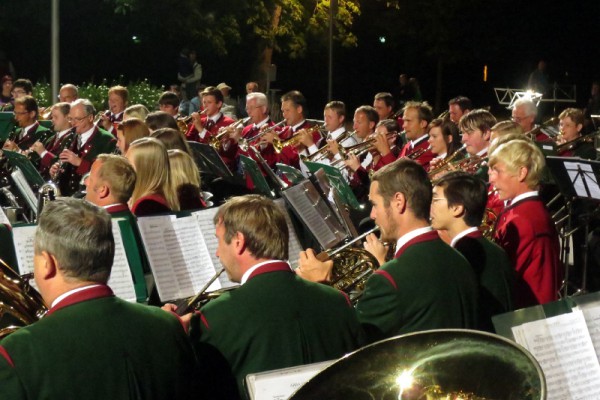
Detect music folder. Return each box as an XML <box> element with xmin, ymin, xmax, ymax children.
<box><xmin>239</xmin><ymin>155</ymin><xmax>276</xmax><ymax>198</ymax></box>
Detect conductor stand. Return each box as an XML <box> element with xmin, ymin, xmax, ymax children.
<box><xmin>547</xmin><ymin>156</ymin><xmax>600</xmax><ymax>297</ymax></box>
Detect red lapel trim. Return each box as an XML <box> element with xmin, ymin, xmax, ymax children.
<box><xmin>48</xmin><ymin>285</ymin><xmax>114</xmax><ymax>316</ymax></box>
<box><xmin>0</xmin><ymin>346</ymin><xmax>14</xmax><ymax>368</ymax></box>
<box><xmin>394</xmin><ymin>230</ymin><xmax>439</xmax><ymax>258</ymax></box>
<box><xmin>196</xmin><ymin>311</ymin><xmax>210</xmax><ymax>330</ymax></box>
<box><xmin>374</xmin><ymin>270</ymin><xmax>398</xmax><ymax>290</ymax></box>
<box><xmin>247</xmin><ymin>261</ymin><xmax>293</xmax><ymax>281</ymax></box>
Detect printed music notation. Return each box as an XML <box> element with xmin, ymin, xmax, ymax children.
<box><xmin>12</xmin><ymin>225</ymin><xmax>37</xmax><ymax>288</ymax></box>
<box><xmin>136</xmin><ymin>214</ymin><xmax>221</xmax><ymax>302</ymax></box>
<box><xmin>109</xmin><ymin>220</ymin><xmax>137</xmax><ymax>302</ymax></box>
<box><xmin>512</xmin><ymin>309</ymin><xmax>600</xmax><ymax>399</ymax></box>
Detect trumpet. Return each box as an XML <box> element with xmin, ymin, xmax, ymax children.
<box><xmin>238</xmin><ymin>120</ymin><xmax>286</xmax><ymax>151</ymax></box>
<box><xmin>302</xmin><ymin>129</ymin><xmax>353</xmax><ymax>162</ymax></box>
<box><xmin>93</xmin><ymin>110</ymin><xmax>110</xmax><ymax>125</ymax></box>
<box><xmin>272</xmin><ymin>125</ymin><xmax>322</xmax><ymax>154</ymax></box>
<box><xmin>209</xmin><ymin>117</ymin><xmax>251</xmax><ymax>150</ymax></box>
<box><xmin>405</xmin><ymin>144</ymin><xmax>432</xmax><ymax>160</ymax></box>
<box><xmin>427</xmin><ymin>144</ymin><xmax>468</xmax><ymax>178</ymax></box>
<box><xmin>177</xmin><ymin>109</ymin><xmax>208</xmax><ymax>134</ymax></box>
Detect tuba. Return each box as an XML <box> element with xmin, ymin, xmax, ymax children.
<box><xmin>0</xmin><ymin>258</ymin><xmax>47</xmax><ymax>338</ymax></box>
<box><xmin>37</xmin><ymin>181</ymin><xmax>61</xmax><ymax>219</ymax></box>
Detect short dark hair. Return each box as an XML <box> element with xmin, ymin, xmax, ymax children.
<box><xmin>434</xmin><ymin>171</ymin><xmax>487</xmax><ymax>227</ymax></box>
<box><xmin>15</xmin><ymin>95</ymin><xmax>38</xmax><ymax>116</ymax></box>
<box><xmin>145</xmin><ymin>111</ymin><xmax>178</xmax><ymax>131</ymax></box>
<box><xmin>374</xmin><ymin>92</ymin><xmax>395</xmax><ymax>108</ymax></box>
<box><xmin>13</xmin><ymin>78</ymin><xmax>33</xmax><ymax>94</ymax></box>
<box><xmin>158</xmin><ymin>91</ymin><xmax>180</xmax><ymax>108</ymax></box>
<box><xmin>403</xmin><ymin>101</ymin><xmax>433</xmax><ymax>124</ymax></box>
<box><xmin>201</xmin><ymin>86</ymin><xmax>224</xmax><ymax>104</ymax></box>
<box><xmin>324</xmin><ymin>100</ymin><xmax>346</xmax><ymax>118</ymax></box>
<box><xmin>35</xmin><ymin>198</ymin><xmax>114</xmax><ymax>283</ymax></box>
<box><xmin>371</xmin><ymin>158</ymin><xmax>432</xmax><ymax>221</ymax></box>
<box><xmin>376</xmin><ymin>118</ymin><xmax>400</xmax><ymax>133</ymax></box>
<box><xmin>458</xmin><ymin>109</ymin><xmax>497</xmax><ymax>133</ymax></box>
<box><xmin>355</xmin><ymin>105</ymin><xmax>379</xmax><ymax>125</ymax></box>
<box><xmin>448</xmin><ymin>96</ymin><xmax>473</xmax><ymax>112</ymax></box>
<box><xmin>281</xmin><ymin>90</ymin><xmax>307</xmax><ymax>111</ymax></box>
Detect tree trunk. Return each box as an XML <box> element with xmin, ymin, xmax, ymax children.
<box><xmin>254</xmin><ymin>4</ymin><xmax>282</xmax><ymax>93</ymax></box>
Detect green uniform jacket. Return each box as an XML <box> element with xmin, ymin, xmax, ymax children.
<box><xmin>0</xmin><ymin>285</ymin><xmax>198</xmax><ymax>400</ymax></box>
<box><xmin>356</xmin><ymin>230</ymin><xmax>479</xmax><ymax>342</ymax></box>
<box><xmin>454</xmin><ymin>230</ymin><xmax>514</xmax><ymax>332</ymax></box>
<box><xmin>190</xmin><ymin>261</ymin><xmax>365</xmax><ymax>398</ymax></box>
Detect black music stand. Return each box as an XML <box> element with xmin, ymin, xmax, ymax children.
<box><xmin>546</xmin><ymin>156</ymin><xmax>600</xmax><ymax>296</ymax></box>
<box><xmin>187</xmin><ymin>142</ymin><xmax>233</xmax><ymax>178</ymax></box>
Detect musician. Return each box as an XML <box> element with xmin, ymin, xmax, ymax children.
<box><xmin>262</xmin><ymin>90</ymin><xmax>319</xmax><ymax>169</ymax></box>
<box><xmin>373</xmin><ymin>92</ymin><xmax>403</xmax><ymax>131</ymax></box>
<box><xmin>156</xmin><ymin>92</ymin><xmax>178</xmax><ymax>118</ymax></box>
<box><xmin>458</xmin><ymin>109</ymin><xmax>497</xmax><ymax>182</ymax></box>
<box><xmin>186</xmin><ymin>86</ymin><xmax>234</xmax><ymax>143</ymax></box>
<box><xmin>3</xmin><ymin>95</ymin><xmax>50</xmax><ymax>152</ymax></box>
<box><xmin>85</xmin><ymin>154</ymin><xmax>136</xmax><ymax>217</ymax></box>
<box><xmin>125</xmin><ymin>137</ymin><xmax>179</xmax><ymax>216</ymax></box>
<box><xmin>216</xmin><ymin>82</ymin><xmax>238</xmax><ymax>119</ymax></box>
<box><xmin>0</xmin><ymin>75</ymin><xmax>12</xmax><ymax>108</ymax></box>
<box><xmin>58</xmin><ymin>83</ymin><xmax>78</xmax><ymax>103</ymax></box>
<box><xmin>116</xmin><ymin>117</ymin><xmax>150</xmax><ymax>155</ymax></box>
<box><xmin>557</xmin><ymin>108</ymin><xmax>595</xmax><ymax>159</ymax></box>
<box><xmin>448</xmin><ymin>96</ymin><xmax>472</xmax><ymax>124</ymax></box>
<box><xmin>123</xmin><ymin>104</ymin><xmax>149</xmax><ymax>121</ymax></box>
<box><xmin>392</xmin><ymin>101</ymin><xmax>434</xmax><ymax>170</ymax></box>
<box><xmin>298</xmin><ymin>159</ymin><xmax>478</xmax><ymax>342</ymax></box>
<box><xmin>372</xmin><ymin>118</ymin><xmax>401</xmax><ymax>170</ymax></box>
<box><xmin>50</xmin><ymin>99</ymin><xmax>117</xmax><ymax>196</ymax></box>
<box><xmin>151</xmin><ymin>128</ymin><xmax>193</xmax><ymax>155</ymax></box>
<box><xmin>428</xmin><ymin>117</ymin><xmax>462</xmax><ymax>162</ymax></box>
<box><xmin>237</xmin><ymin>81</ymin><xmax>259</xmax><ymax>118</ymax></box>
<box><xmin>490</xmin><ymin>120</ymin><xmax>523</xmax><ymax>142</ymax></box>
<box><xmin>512</xmin><ymin>98</ymin><xmax>551</xmax><ymax>141</ymax></box>
<box><xmin>489</xmin><ymin>139</ymin><xmax>561</xmax><ymax>308</ymax></box>
<box><xmin>168</xmin><ymin>149</ymin><xmax>206</xmax><ymax>211</ymax></box>
<box><xmin>430</xmin><ymin>172</ymin><xmax>514</xmax><ymax>332</ymax></box>
<box><xmin>0</xmin><ymin>198</ymin><xmax>198</xmax><ymax>399</ymax></box>
<box><xmin>98</xmin><ymin>86</ymin><xmax>128</xmax><ymax>136</ymax></box>
<box><xmin>345</xmin><ymin>105</ymin><xmax>379</xmax><ymax>200</ymax></box>
<box><xmin>30</xmin><ymin>102</ymin><xmax>74</xmax><ymax>179</ymax></box>
<box><xmin>185</xmin><ymin>195</ymin><xmax>364</xmax><ymax>397</ymax></box>
<box><xmin>2</xmin><ymin>78</ymin><xmax>33</xmax><ymax>112</ymax></box>
<box><xmin>145</xmin><ymin>110</ymin><xmax>179</xmax><ymax>132</ymax></box>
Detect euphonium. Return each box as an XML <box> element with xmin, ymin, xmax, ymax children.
<box><xmin>427</xmin><ymin>144</ymin><xmax>468</xmax><ymax>178</ymax></box>
<box><xmin>36</xmin><ymin>181</ymin><xmax>60</xmax><ymax>219</ymax></box>
<box><xmin>273</xmin><ymin>125</ymin><xmax>321</xmax><ymax>154</ymax></box>
<box><xmin>0</xmin><ymin>258</ymin><xmax>47</xmax><ymax>338</ymax></box>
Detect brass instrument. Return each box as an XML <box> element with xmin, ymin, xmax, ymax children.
<box><xmin>315</xmin><ymin>227</ymin><xmax>382</xmax><ymax>303</ymax></box>
<box><xmin>272</xmin><ymin>125</ymin><xmax>322</xmax><ymax>154</ymax></box>
<box><xmin>427</xmin><ymin>144</ymin><xmax>468</xmax><ymax>178</ymax></box>
<box><xmin>238</xmin><ymin>120</ymin><xmax>286</xmax><ymax>152</ymax></box>
<box><xmin>405</xmin><ymin>144</ymin><xmax>432</xmax><ymax>160</ymax></box>
<box><xmin>93</xmin><ymin>110</ymin><xmax>110</xmax><ymax>126</ymax></box>
<box><xmin>525</xmin><ymin>117</ymin><xmax>559</xmax><ymax>141</ymax></box>
<box><xmin>442</xmin><ymin>154</ymin><xmax>487</xmax><ymax>175</ymax></box>
<box><xmin>174</xmin><ymin>268</ymin><xmax>226</xmax><ymax>315</ymax></box>
<box><xmin>302</xmin><ymin>129</ymin><xmax>352</xmax><ymax>162</ymax></box>
<box><xmin>556</xmin><ymin>132</ymin><xmax>596</xmax><ymax>154</ymax></box>
<box><xmin>209</xmin><ymin>117</ymin><xmax>251</xmax><ymax>150</ymax></box>
<box><xmin>480</xmin><ymin>208</ymin><xmax>498</xmax><ymax>239</ymax></box>
<box><xmin>330</xmin><ymin>132</ymin><xmax>398</xmax><ymax>167</ymax></box>
<box><xmin>0</xmin><ymin>258</ymin><xmax>47</xmax><ymax>338</ymax></box>
<box><xmin>176</xmin><ymin>109</ymin><xmax>208</xmax><ymax>134</ymax></box>
<box><xmin>36</xmin><ymin>181</ymin><xmax>60</xmax><ymax>219</ymax></box>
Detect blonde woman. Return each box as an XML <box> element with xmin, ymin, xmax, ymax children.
<box><xmin>125</xmin><ymin>137</ymin><xmax>179</xmax><ymax>216</ymax></box>
<box><xmin>116</xmin><ymin>118</ymin><xmax>150</xmax><ymax>155</ymax></box>
<box><xmin>168</xmin><ymin>149</ymin><xmax>206</xmax><ymax>210</ymax></box>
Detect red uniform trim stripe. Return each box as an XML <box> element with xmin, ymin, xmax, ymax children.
<box><xmin>0</xmin><ymin>346</ymin><xmax>15</xmax><ymax>368</ymax></box>
<box><xmin>48</xmin><ymin>285</ymin><xmax>114</xmax><ymax>316</ymax></box>
<box><xmin>246</xmin><ymin>261</ymin><xmax>293</xmax><ymax>281</ymax></box>
<box><xmin>394</xmin><ymin>230</ymin><xmax>439</xmax><ymax>258</ymax></box>
<box><xmin>374</xmin><ymin>270</ymin><xmax>397</xmax><ymax>290</ymax></box>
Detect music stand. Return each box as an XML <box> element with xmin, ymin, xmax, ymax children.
<box><xmin>303</xmin><ymin>161</ymin><xmax>362</xmax><ymax>210</ymax></box>
<box><xmin>546</xmin><ymin>156</ymin><xmax>600</xmax><ymax>295</ymax></box>
<box><xmin>187</xmin><ymin>142</ymin><xmax>233</xmax><ymax>178</ymax></box>
<box><xmin>239</xmin><ymin>155</ymin><xmax>276</xmax><ymax>198</ymax></box>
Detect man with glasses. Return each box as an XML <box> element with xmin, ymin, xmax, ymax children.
<box><xmin>2</xmin><ymin>95</ymin><xmax>50</xmax><ymax>153</ymax></box>
<box><xmin>50</xmin><ymin>99</ymin><xmax>116</xmax><ymax>196</ymax></box>
<box><xmin>0</xmin><ymin>78</ymin><xmax>33</xmax><ymax>112</ymax></box>
<box><xmin>511</xmin><ymin>98</ymin><xmax>551</xmax><ymax>141</ymax></box>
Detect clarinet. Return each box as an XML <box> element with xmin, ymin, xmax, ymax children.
<box><xmin>51</xmin><ymin>130</ymin><xmax>77</xmax><ymax>184</ymax></box>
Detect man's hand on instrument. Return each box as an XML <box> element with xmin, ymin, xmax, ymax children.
<box><xmin>2</xmin><ymin>139</ymin><xmax>18</xmax><ymax>151</ymax></box>
<box><xmin>364</xmin><ymin>233</ymin><xmax>388</xmax><ymax>266</ymax></box>
<box><xmin>99</xmin><ymin>114</ymin><xmax>112</xmax><ymax>131</ymax></box>
<box><xmin>30</xmin><ymin>141</ymin><xmax>45</xmax><ymax>155</ymax></box>
<box><xmin>59</xmin><ymin>149</ymin><xmax>81</xmax><ymax>167</ymax></box>
<box><xmin>298</xmin><ymin>129</ymin><xmax>314</xmax><ymax>147</ymax></box>
<box><xmin>327</xmin><ymin>139</ymin><xmax>340</xmax><ymax>156</ymax></box>
<box><xmin>374</xmin><ymin>131</ymin><xmax>391</xmax><ymax>156</ymax></box>
<box><xmin>260</xmin><ymin>130</ymin><xmax>276</xmax><ymax>145</ymax></box>
<box><xmin>191</xmin><ymin>112</ymin><xmax>205</xmax><ymax>131</ymax></box>
<box><xmin>161</xmin><ymin>303</ymin><xmax>192</xmax><ymax>332</ymax></box>
<box><xmin>296</xmin><ymin>248</ymin><xmax>333</xmax><ymax>283</ymax></box>
<box><xmin>345</xmin><ymin>153</ymin><xmax>361</xmax><ymax>172</ymax></box>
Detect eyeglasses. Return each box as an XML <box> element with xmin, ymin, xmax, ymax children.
<box><xmin>511</xmin><ymin>116</ymin><xmax>529</xmax><ymax>123</ymax></box>
<box><xmin>68</xmin><ymin>114</ymin><xmax>90</xmax><ymax>123</ymax></box>
<box><xmin>11</xmin><ymin>89</ymin><xmax>26</xmax><ymax>95</ymax></box>
<box><xmin>13</xmin><ymin>110</ymin><xmax>29</xmax><ymax>115</ymax></box>
<box><xmin>245</xmin><ymin>105</ymin><xmax>260</xmax><ymax>112</ymax></box>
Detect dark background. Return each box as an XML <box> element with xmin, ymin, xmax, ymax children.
<box><xmin>1</xmin><ymin>0</ymin><xmax>599</xmax><ymax>118</ymax></box>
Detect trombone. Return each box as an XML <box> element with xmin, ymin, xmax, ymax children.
<box><xmin>302</xmin><ymin>129</ymin><xmax>354</xmax><ymax>162</ymax></box>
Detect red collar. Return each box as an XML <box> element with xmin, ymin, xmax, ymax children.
<box><xmin>395</xmin><ymin>230</ymin><xmax>439</xmax><ymax>258</ymax></box>
<box><xmin>246</xmin><ymin>261</ymin><xmax>293</xmax><ymax>281</ymax></box>
<box><xmin>48</xmin><ymin>285</ymin><xmax>114</xmax><ymax>316</ymax></box>
<box><xmin>105</xmin><ymin>203</ymin><xmax>130</xmax><ymax>214</ymax></box>
<box><xmin>131</xmin><ymin>193</ymin><xmax>169</xmax><ymax>212</ymax></box>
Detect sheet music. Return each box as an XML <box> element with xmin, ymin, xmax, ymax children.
<box><xmin>136</xmin><ymin>215</ymin><xmax>221</xmax><ymax>302</ymax></box>
<box><xmin>108</xmin><ymin>220</ymin><xmax>137</xmax><ymax>302</ymax></box>
<box><xmin>564</xmin><ymin>161</ymin><xmax>600</xmax><ymax>199</ymax></box>
<box><xmin>577</xmin><ymin>304</ymin><xmax>600</xmax><ymax>362</ymax></box>
<box><xmin>0</xmin><ymin>207</ymin><xmax>11</xmax><ymax>227</ymax></box>
<box><xmin>246</xmin><ymin>360</ymin><xmax>333</xmax><ymax>400</ymax></box>
<box><xmin>513</xmin><ymin>309</ymin><xmax>600</xmax><ymax>400</ymax></box>
<box><xmin>11</xmin><ymin>168</ymin><xmax>38</xmax><ymax>214</ymax></box>
<box><xmin>274</xmin><ymin>198</ymin><xmax>303</xmax><ymax>267</ymax></box>
<box><xmin>12</xmin><ymin>225</ymin><xmax>37</xmax><ymax>289</ymax></box>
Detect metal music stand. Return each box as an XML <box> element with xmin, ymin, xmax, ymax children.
<box><xmin>546</xmin><ymin>156</ymin><xmax>600</xmax><ymax>296</ymax></box>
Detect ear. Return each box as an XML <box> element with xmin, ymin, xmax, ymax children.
<box><xmin>577</xmin><ymin>123</ymin><xmax>583</xmax><ymax>133</ymax></box>
<box><xmin>97</xmin><ymin>183</ymin><xmax>110</xmax><ymax>199</ymax></box>
<box><xmin>517</xmin><ymin>166</ymin><xmax>529</xmax><ymax>182</ymax></box>
<box><xmin>391</xmin><ymin>192</ymin><xmax>407</xmax><ymax>214</ymax></box>
<box><xmin>233</xmin><ymin>231</ymin><xmax>247</xmax><ymax>255</ymax></box>
<box><xmin>482</xmin><ymin>129</ymin><xmax>491</xmax><ymax>142</ymax></box>
<box><xmin>450</xmin><ymin>204</ymin><xmax>465</xmax><ymax>218</ymax></box>
<box><xmin>297</xmin><ymin>105</ymin><xmax>304</xmax><ymax>116</ymax></box>
<box><xmin>39</xmin><ymin>251</ymin><xmax>59</xmax><ymax>281</ymax></box>
<box><xmin>419</xmin><ymin>119</ymin><xmax>428</xmax><ymax>130</ymax></box>
<box><xmin>369</xmin><ymin>121</ymin><xmax>376</xmax><ymax>131</ymax></box>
